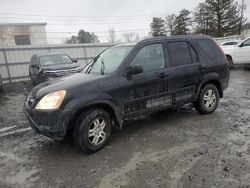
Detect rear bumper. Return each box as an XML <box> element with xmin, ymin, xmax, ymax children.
<box><xmin>24</xmin><ymin>102</ymin><xmax>70</xmax><ymax>140</ymax></box>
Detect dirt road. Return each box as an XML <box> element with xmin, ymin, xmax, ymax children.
<box><xmin>0</xmin><ymin>69</ymin><xmax>250</xmax><ymax>188</ymax></box>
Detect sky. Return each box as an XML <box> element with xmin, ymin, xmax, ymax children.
<box><xmin>0</xmin><ymin>0</ymin><xmax>249</xmax><ymax>43</ymax></box>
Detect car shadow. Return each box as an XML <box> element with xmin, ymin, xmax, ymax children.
<box><xmin>35</xmin><ymin>103</ymin><xmax>199</xmax><ymax>157</ymax></box>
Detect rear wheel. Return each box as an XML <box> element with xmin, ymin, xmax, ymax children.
<box><xmin>195</xmin><ymin>84</ymin><xmax>219</xmax><ymax>114</ymax></box>
<box><xmin>73</xmin><ymin>108</ymin><xmax>111</xmax><ymax>154</ymax></box>
<box><xmin>226</xmin><ymin>56</ymin><xmax>234</xmax><ymax>69</ymax></box>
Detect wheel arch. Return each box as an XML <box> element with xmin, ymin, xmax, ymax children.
<box><xmin>225</xmin><ymin>54</ymin><xmax>233</xmax><ymax>61</ymax></box>
<box><xmin>65</xmin><ymin>100</ymin><xmax>123</xmax><ymax>135</ymax></box>
<box><xmin>196</xmin><ymin>78</ymin><xmax>223</xmax><ymax>100</ymax></box>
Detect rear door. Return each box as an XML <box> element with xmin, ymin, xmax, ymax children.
<box><xmin>119</xmin><ymin>42</ymin><xmax>172</xmax><ymax>117</ymax></box>
<box><xmin>166</xmin><ymin>39</ymin><xmax>201</xmax><ymax>106</ymax></box>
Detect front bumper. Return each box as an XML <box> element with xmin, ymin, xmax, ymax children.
<box><xmin>24</xmin><ymin>102</ymin><xmax>70</xmax><ymax>140</ymax></box>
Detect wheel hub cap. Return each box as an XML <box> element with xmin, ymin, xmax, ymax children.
<box><xmin>88</xmin><ymin>118</ymin><xmax>106</xmax><ymax>145</ymax></box>
<box><xmin>204</xmin><ymin>89</ymin><xmax>216</xmax><ymax>109</ymax></box>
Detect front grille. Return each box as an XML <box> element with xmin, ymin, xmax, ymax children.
<box><xmin>45</xmin><ymin>68</ymin><xmax>78</xmax><ymax>77</ymax></box>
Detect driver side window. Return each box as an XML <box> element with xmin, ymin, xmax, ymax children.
<box><xmin>242</xmin><ymin>39</ymin><xmax>250</xmax><ymax>47</ymax></box>
<box><xmin>130</xmin><ymin>43</ymin><xmax>165</xmax><ymax>73</ymax></box>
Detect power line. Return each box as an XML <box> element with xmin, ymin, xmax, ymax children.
<box><xmin>0</xmin><ymin>33</ymin><xmax>150</xmax><ymax>39</ymax></box>
<box><xmin>0</xmin><ymin>15</ymin><xmax>155</xmax><ymax>22</ymax></box>
<box><xmin>0</xmin><ymin>18</ymin><xmax>153</xmax><ymax>25</ymax></box>
<box><xmin>0</xmin><ymin>12</ymin><xmax>168</xmax><ymax>19</ymax></box>
<box><xmin>0</xmin><ymin>20</ymin><xmax>152</xmax><ymax>26</ymax></box>
<box><xmin>0</xmin><ymin>29</ymin><xmax>150</xmax><ymax>34</ymax></box>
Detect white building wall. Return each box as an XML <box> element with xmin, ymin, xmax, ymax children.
<box><xmin>0</xmin><ymin>23</ymin><xmax>47</xmax><ymax>47</ymax></box>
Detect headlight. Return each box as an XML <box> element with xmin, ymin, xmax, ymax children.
<box><xmin>35</xmin><ymin>90</ymin><xmax>66</xmax><ymax>110</ymax></box>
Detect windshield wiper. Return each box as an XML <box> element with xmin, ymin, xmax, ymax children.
<box><xmin>101</xmin><ymin>58</ymin><xmax>105</xmax><ymax>75</ymax></box>
<box><xmin>85</xmin><ymin>55</ymin><xmax>99</xmax><ymax>74</ymax></box>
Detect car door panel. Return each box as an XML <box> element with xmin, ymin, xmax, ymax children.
<box><xmin>167</xmin><ymin>40</ymin><xmax>201</xmax><ymax>106</ymax></box>
<box><xmin>118</xmin><ymin>42</ymin><xmax>172</xmax><ymax>118</ymax></box>
<box><xmin>170</xmin><ymin>63</ymin><xmax>200</xmax><ymax>105</ymax></box>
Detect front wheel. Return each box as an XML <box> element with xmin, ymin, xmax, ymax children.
<box><xmin>195</xmin><ymin>84</ymin><xmax>219</xmax><ymax>114</ymax></box>
<box><xmin>73</xmin><ymin>108</ymin><xmax>111</xmax><ymax>154</ymax></box>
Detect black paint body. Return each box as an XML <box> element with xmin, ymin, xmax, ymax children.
<box><xmin>25</xmin><ymin>36</ymin><xmax>230</xmax><ymax>140</ymax></box>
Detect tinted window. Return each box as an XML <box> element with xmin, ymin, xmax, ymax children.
<box><xmin>130</xmin><ymin>44</ymin><xmax>165</xmax><ymax>73</ymax></box>
<box><xmin>222</xmin><ymin>42</ymin><xmax>238</xmax><ymax>46</ymax></box>
<box><xmin>196</xmin><ymin>39</ymin><xmax>221</xmax><ymax>58</ymax></box>
<box><xmin>39</xmin><ymin>54</ymin><xmax>73</xmax><ymax>66</ymax></box>
<box><xmin>168</xmin><ymin>42</ymin><xmax>192</xmax><ymax>66</ymax></box>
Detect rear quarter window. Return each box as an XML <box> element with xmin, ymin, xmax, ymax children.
<box><xmin>195</xmin><ymin>39</ymin><xmax>221</xmax><ymax>59</ymax></box>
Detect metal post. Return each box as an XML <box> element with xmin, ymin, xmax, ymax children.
<box><xmin>2</xmin><ymin>49</ymin><xmax>12</xmax><ymax>83</ymax></box>
<box><xmin>83</xmin><ymin>46</ymin><xmax>88</xmax><ymax>65</ymax></box>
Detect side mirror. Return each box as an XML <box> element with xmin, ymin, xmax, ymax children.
<box><xmin>73</xmin><ymin>59</ymin><xmax>78</xmax><ymax>63</ymax></box>
<box><xmin>125</xmin><ymin>64</ymin><xmax>143</xmax><ymax>77</ymax></box>
<box><xmin>237</xmin><ymin>43</ymin><xmax>243</xmax><ymax>47</ymax></box>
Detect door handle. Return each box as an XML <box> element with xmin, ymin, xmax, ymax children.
<box><xmin>157</xmin><ymin>72</ymin><xmax>169</xmax><ymax>78</ymax></box>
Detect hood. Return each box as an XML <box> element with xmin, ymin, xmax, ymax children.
<box><xmin>31</xmin><ymin>73</ymin><xmax>108</xmax><ymax>98</ymax></box>
<box><xmin>41</xmin><ymin>63</ymin><xmax>80</xmax><ymax>71</ymax></box>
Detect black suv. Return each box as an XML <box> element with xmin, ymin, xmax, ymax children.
<box><xmin>29</xmin><ymin>53</ymin><xmax>80</xmax><ymax>85</ymax></box>
<box><xmin>25</xmin><ymin>36</ymin><xmax>229</xmax><ymax>153</ymax></box>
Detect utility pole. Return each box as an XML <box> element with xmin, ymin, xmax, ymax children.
<box><xmin>240</xmin><ymin>0</ymin><xmax>245</xmax><ymax>38</ymax></box>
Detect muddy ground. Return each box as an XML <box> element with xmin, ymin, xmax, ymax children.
<box><xmin>0</xmin><ymin>69</ymin><xmax>250</xmax><ymax>188</ymax></box>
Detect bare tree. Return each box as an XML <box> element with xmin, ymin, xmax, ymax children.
<box><xmin>123</xmin><ymin>32</ymin><xmax>135</xmax><ymax>42</ymax></box>
<box><xmin>107</xmin><ymin>29</ymin><xmax>116</xmax><ymax>43</ymax></box>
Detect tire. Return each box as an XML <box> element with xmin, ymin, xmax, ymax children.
<box><xmin>226</xmin><ymin>56</ymin><xmax>234</xmax><ymax>69</ymax></box>
<box><xmin>73</xmin><ymin>108</ymin><xmax>111</xmax><ymax>154</ymax></box>
<box><xmin>195</xmin><ymin>84</ymin><xmax>219</xmax><ymax>114</ymax></box>
<box><xmin>0</xmin><ymin>86</ymin><xmax>3</xmax><ymax>93</ymax></box>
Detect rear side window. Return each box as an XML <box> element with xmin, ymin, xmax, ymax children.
<box><xmin>196</xmin><ymin>39</ymin><xmax>221</xmax><ymax>58</ymax></box>
<box><xmin>168</xmin><ymin>41</ymin><xmax>196</xmax><ymax>66</ymax></box>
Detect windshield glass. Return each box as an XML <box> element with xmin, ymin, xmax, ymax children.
<box><xmin>85</xmin><ymin>46</ymin><xmax>133</xmax><ymax>75</ymax></box>
<box><xmin>39</xmin><ymin>54</ymin><xmax>73</xmax><ymax>66</ymax></box>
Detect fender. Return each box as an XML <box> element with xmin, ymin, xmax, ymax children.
<box><xmin>195</xmin><ymin>72</ymin><xmax>223</xmax><ymax>100</ymax></box>
<box><xmin>63</xmin><ymin>93</ymin><xmax>123</xmax><ymax>132</ymax></box>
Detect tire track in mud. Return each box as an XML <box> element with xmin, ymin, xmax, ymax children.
<box><xmin>98</xmin><ymin>141</ymin><xmax>201</xmax><ymax>188</ymax></box>
<box><xmin>0</xmin><ymin>151</ymin><xmax>40</xmax><ymax>188</ymax></box>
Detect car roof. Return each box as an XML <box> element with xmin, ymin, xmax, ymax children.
<box><xmin>115</xmin><ymin>35</ymin><xmax>213</xmax><ymax>48</ymax></box>
<box><xmin>140</xmin><ymin>35</ymin><xmax>213</xmax><ymax>43</ymax></box>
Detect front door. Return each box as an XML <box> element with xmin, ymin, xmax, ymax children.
<box><xmin>119</xmin><ymin>42</ymin><xmax>172</xmax><ymax>118</ymax></box>
<box><xmin>237</xmin><ymin>38</ymin><xmax>250</xmax><ymax>64</ymax></box>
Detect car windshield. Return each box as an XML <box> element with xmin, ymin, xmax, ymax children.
<box><xmin>39</xmin><ymin>54</ymin><xmax>73</xmax><ymax>66</ymax></box>
<box><xmin>84</xmin><ymin>46</ymin><xmax>133</xmax><ymax>75</ymax></box>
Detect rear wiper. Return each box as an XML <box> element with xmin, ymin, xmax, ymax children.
<box><xmin>101</xmin><ymin>58</ymin><xmax>105</xmax><ymax>75</ymax></box>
